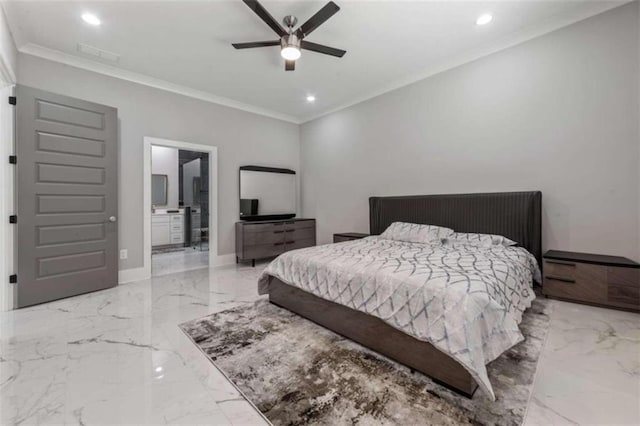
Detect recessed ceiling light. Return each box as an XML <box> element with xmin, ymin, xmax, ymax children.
<box><xmin>82</xmin><ymin>13</ymin><xmax>101</xmax><ymax>26</ymax></box>
<box><xmin>476</xmin><ymin>14</ymin><xmax>493</xmax><ymax>26</ymax></box>
<box><xmin>306</xmin><ymin>95</ymin><xmax>316</xmax><ymax>102</ymax></box>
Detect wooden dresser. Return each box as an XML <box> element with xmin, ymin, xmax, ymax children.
<box><xmin>543</xmin><ymin>250</ymin><xmax>640</xmax><ymax>312</ymax></box>
<box><xmin>236</xmin><ymin>219</ymin><xmax>316</xmax><ymax>266</ymax></box>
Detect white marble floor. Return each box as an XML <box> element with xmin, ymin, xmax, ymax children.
<box><xmin>152</xmin><ymin>249</ymin><xmax>209</xmax><ymax>277</ymax></box>
<box><xmin>0</xmin><ymin>263</ymin><xmax>638</xmax><ymax>425</ymax></box>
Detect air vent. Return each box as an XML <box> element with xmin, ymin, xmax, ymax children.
<box><xmin>77</xmin><ymin>43</ymin><xmax>120</xmax><ymax>62</ymax></box>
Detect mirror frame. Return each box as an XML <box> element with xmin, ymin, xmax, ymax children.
<box><xmin>238</xmin><ymin>165</ymin><xmax>296</xmax><ymax>221</ymax></box>
<box><xmin>151</xmin><ymin>174</ymin><xmax>169</xmax><ymax>206</ymax></box>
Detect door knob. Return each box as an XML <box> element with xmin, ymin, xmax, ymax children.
<box><xmin>108</xmin><ymin>216</ymin><xmax>117</xmax><ymax>223</ymax></box>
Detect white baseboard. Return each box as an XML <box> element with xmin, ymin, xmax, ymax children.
<box><xmin>213</xmin><ymin>253</ymin><xmax>236</xmax><ymax>268</ymax></box>
<box><xmin>118</xmin><ymin>253</ymin><xmax>238</xmax><ymax>284</ymax></box>
<box><xmin>118</xmin><ymin>266</ymin><xmax>150</xmax><ymax>284</ymax></box>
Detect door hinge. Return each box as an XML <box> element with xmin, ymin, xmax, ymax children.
<box><xmin>9</xmin><ymin>275</ymin><xmax>17</xmax><ymax>284</ymax></box>
<box><xmin>8</xmin><ymin>96</ymin><xmax>16</xmax><ymax>105</ymax></box>
<box><xmin>9</xmin><ymin>215</ymin><xmax>17</xmax><ymax>224</ymax></box>
<box><xmin>9</xmin><ymin>155</ymin><xmax>16</xmax><ymax>164</ymax></box>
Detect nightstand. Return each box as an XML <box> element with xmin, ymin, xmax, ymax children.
<box><xmin>333</xmin><ymin>232</ymin><xmax>369</xmax><ymax>243</ymax></box>
<box><xmin>542</xmin><ymin>250</ymin><xmax>639</xmax><ymax>312</ymax></box>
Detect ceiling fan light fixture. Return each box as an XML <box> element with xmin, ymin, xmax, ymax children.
<box><xmin>281</xmin><ymin>46</ymin><xmax>301</xmax><ymax>61</ymax></box>
<box><xmin>281</xmin><ymin>34</ymin><xmax>301</xmax><ymax>61</ymax></box>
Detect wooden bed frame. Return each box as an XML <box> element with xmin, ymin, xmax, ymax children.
<box><xmin>266</xmin><ymin>191</ymin><xmax>542</xmax><ymax>398</ymax></box>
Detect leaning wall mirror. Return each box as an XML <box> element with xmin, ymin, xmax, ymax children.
<box><xmin>239</xmin><ymin>165</ymin><xmax>296</xmax><ymax>221</ymax></box>
<box><xmin>152</xmin><ymin>174</ymin><xmax>168</xmax><ymax>206</ymax></box>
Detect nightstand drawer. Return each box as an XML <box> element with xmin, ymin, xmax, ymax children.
<box><xmin>607</xmin><ymin>268</ymin><xmax>640</xmax><ymax>308</ymax></box>
<box><xmin>543</xmin><ymin>259</ymin><xmax>577</xmax><ymax>279</ymax></box>
<box><xmin>608</xmin><ymin>283</ymin><xmax>640</xmax><ymax>306</ymax></box>
<box><xmin>608</xmin><ymin>267</ymin><xmax>640</xmax><ymax>286</ymax></box>
<box><xmin>543</xmin><ymin>250</ymin><xmax>640</xmax><ymax>312</ymax></box>
<box><xmin>543</xmin><ymin>262</ymin><xmax>607</xmax><ymax>303</ymax></box>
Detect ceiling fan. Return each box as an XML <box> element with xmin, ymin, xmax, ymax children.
<box><xmin>232</xmin><ymin>0</ymin><xmax>346</xmax><ymax>71</ymax></box>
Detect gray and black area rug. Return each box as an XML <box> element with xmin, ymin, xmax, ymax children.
<box><xmin>180</xmin><ymin>297</ymin><xmax>552</xmax><ymax>425</ymax></box>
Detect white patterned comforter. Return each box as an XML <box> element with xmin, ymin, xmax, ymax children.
<box><xmin>257</xmin><ymin>236</ymin><xmax>540</xmax><ymax>400</ymax></box>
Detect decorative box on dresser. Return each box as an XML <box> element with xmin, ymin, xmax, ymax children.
<box><xmin>543</xmin><ymin>250</ymin><xmax>640</xmax><ymax>312</ymax></box>
<box><xmin>236</xmin><ymin>219</ymin><xmax>316</xmax><ymax>267</ymax></box>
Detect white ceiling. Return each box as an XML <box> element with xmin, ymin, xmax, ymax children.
<box><xmin>2</xmin><ymin>0</ymin><xmax>627</xmax><ymax>123</ymax></box>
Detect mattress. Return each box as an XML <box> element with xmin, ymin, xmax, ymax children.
<box><xmin>258</xmin><ymin>236</ymin><xmax>540</xmax><ymax>400</ymax></box>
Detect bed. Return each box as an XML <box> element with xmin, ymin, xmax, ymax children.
<box><xmin>257</xmin><ymin>191</ymin><xmax>542</xmax><ymax>400</ymax></box>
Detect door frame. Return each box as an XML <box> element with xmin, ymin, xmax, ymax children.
<box><xmin>143</xmin><ymin>137</ymin><xmax>219</xmax><ymax>277</ymax></box>
<box><xmin>0</xmin><ymin>49</ymin><xmax>15</xmax><ymax>310</ymax></box>
<box><xmin>0</xmin><ymin>83</ymin><xmax>15</xmax><ymax>311</ymax></box>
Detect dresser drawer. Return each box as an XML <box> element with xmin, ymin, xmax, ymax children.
<box><xmin>170</xmin><ymin>215</ymin><xmax>183</xmax><ymax>223</ymax></box>
<box><xmin>282</xmin><ymin>238</ymin><xmax>315</xmax><ymax>251</ymax></box>
<box><xmin>244</xmin><ymin>242</ymin><xmax>284</xmax><ymax>260</ymax></box>
<box><xmin>170</xmin><ymin>234</ymin><xmax>184</xmax><ymax>244</ymax></box>
<box><xmin>244</xmin><ymin>230</ymin><xmax>285</xmax><ymax>245</ymax></box>
<box><xmin>284</xmin><ymin>227</ymin><xmax>315</xmax><ymax>241</ymax></box>
<box><xmin>170</xmin><ymin>223</ymin><xmax>183</xmax><ymax>232</ymax></box>
<box><xmin>286</xmin><ymin>220</ymin><xmax>315</xmax><ymax>230</ymax></box>
<box><xmin>543</xmin><ymin>262</ymin><xmax>607</xmax><ymax>303</ymax></box>
<box><xmin>243</xmin><ymin>223</ymin><xmax>281</xmax><ymax>233</ymax></box>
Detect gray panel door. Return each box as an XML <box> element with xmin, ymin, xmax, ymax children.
<box><xmin>16</xmin><ymin>85</ymin><xmax>118</xmax><ymax>308</ymax></box>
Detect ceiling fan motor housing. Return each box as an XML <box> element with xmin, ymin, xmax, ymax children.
<box><xmin>281</xmin><ymin>33</ymin><xmax>301</xmax><ymax>50</ymax></box>
<box><xmin>283</xmin><ymin>15</ymin><xmax>298</xmax><ymax>29</ymax></box>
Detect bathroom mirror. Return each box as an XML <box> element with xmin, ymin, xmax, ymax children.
<box><xmin>152</xmin><ymin>174</ymin><xmax>168</xmax><ymax>206</ymax></box>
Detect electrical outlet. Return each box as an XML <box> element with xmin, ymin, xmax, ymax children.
<box><xmin>119</xmin><ymin>249</ymin><xmax>128</xmax><ymax>260</ymax></box>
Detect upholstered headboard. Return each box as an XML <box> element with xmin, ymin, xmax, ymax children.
<box><xmin>369</xmin><ymin>191</ymin><xmax>542</xmax><ymax>264</ymax></box>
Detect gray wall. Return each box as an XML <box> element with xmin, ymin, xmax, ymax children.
<box><xmin>301</xmin><ymin>2</ymin><xmax>640</xmax><ymax>261</ymax></box>
<box><xmin>18</xmin><ymin>53</ymin><xmax>300</xmax><ymax>269</ymax></box>
<box><xmin>0</xmin><ymin>6</ymin><xmax>16</xmax><ymax>79</ymax></box>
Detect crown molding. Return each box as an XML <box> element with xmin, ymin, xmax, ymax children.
<box><xmin>299</xmin><ymin>1</ymin><xmax>630</xmax><ymax>124</ymax></box>
<box><xmin>19</xmin><ymin>43</ymin><xmax>301</xmax><ymax>124</ymax></box>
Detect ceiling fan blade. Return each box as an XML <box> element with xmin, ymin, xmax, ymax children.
<box><xmin>242</xmin><ymin>0</ymin><xmax>287</xmax><ymax>37</ymax></box>
<box><xmin>285</xmin><ymin>60</ymin><xmax>295</xmax><ymax>71</ymax></box>
<box><xmin>295</xmin><ymin>1</ymin><xmax>340</xmax><ymax>38</ymax></box>
<box><xmin>301</xmin><ymin>40</ymin><xmax>346</xmax><ymax>57</ymax></box>
<box><xmin>232</xmin><ymin>41</ymin><xmax>280</xmax><ymax>49</ymax></box>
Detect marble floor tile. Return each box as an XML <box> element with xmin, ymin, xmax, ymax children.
<box><xmin>152</xmin><ymin>249</ymin><xmax>210</xmax><ymax>277</ymax></box>
<box><xmin>1</xmin><ymin>262</ymin><xmax>638</xmax><ymax>425</ymax></box>
<box><xmin>523</xmin><ymin>300</ymin><xmax>640</xmax><ymax>426</ymax></box>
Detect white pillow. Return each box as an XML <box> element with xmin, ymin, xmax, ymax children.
<box><xmin>446</xmin><ymin>232</ymin><xmax>517</xmax><ymax>247</ymax></box>
<box><xmin>380</xmin><ymin>222</ymin><xmax>454</xmax><ymax>244</ymax></box>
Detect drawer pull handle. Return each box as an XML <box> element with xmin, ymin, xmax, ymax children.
<box><xmin>545</xmin><ymin>275</ymin><xmax>576</xmax><ymax>283</ymax></box>
<box><xmin>285</xmin><ymin>241</ymin><xmax>295</xmax><ymax>244</ymax></box>
<box><xmin>274</xmin><ymin>230</ymin><xmax>284</xmax><ymax>234</ymax></box>
<box><xmin>274</xmin><ymin>242</ymin><xmax>285</xmax><ymax>246</ymax></box>
<box><xmin>285</xmin><ymin>229</ymin><xmax>295</xmax><ymax>233</ymax></box>
<box><xmin>546</xmin><ymin>260</ymin><xmax>576</xmax><ymax>267</ymax></box>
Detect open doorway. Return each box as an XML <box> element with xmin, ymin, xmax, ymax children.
<box><xmin>143</xmin><ymin>137</ymin><xmax>217</xmax><ymax>278</ymax></box>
